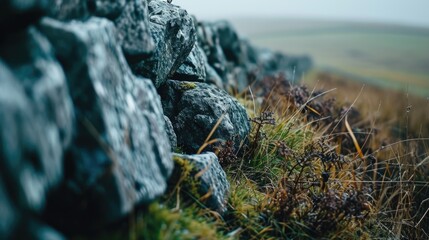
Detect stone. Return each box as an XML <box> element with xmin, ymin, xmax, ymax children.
<box><xmin>213</xmin><ymin>21</ymin><xmax>243</xmax><ymax>65</ymax></box>
<box><xmin>205</xmin><ymin>62</ymin><xmax>224</xmax><ymax>88</ymax></box>
<box><xmin>91</xmin><ymin>0</ymin><xmax>126</xmax><ymax>19</ymax></box>
<box><xmin>197</xmin><ymin>21</ymin><xmax>228</xmax><ymax>85</ymax></box>
<box><xmin>253</xmin><ymin>48</ymin><xmax>313</xmax><ymax>83</ymax></box>
<box><xmin>39</xmin><ymin>17</ymin><xmax>173</xmax><ymax>232</ymax></box>
<box><xmin>173</xmin><ymin>44</ymin><xmax>207</xmax><ymax>82</ymax></box>
<box><xmin>160</xmin><ymin>80</ymin><xmax>250</xmax><ymax>153</ymax></box>
<box><xmin>0</xmin><ymin>59</ymin><xmax>66</xmax><ymax>238</ymax></box>
<box><xmin>164</xmin><ymin>115</ymin><xmax>177</xmax><ymax>150</ymax></box>
<box><xmin>0</xmin><ymin>27</ymin><xmax>72</xmax><ymax>212</ymax></box>
<box><xmin>0</xmin><ymin>27</ymin><xmax>74</xmax><ymax>149</ymax></box>
<box><xmin>173</xmin><ymin>152</ymin><xmax>229</xmax><ymax>213</ymax></box>
<box><xmin>49</xmin><ymin>0</ymin><xmax>91</xmax><ymax>20</ymax></box>
<box><xmin>114</xmin><ymin>0</ymin><xmax>155</xmax><ymax>59</ymax></box>
<box><xmin>131</xmin><ymin>0</ymin><xmax>196</xmax><ymax>87</ymax></box>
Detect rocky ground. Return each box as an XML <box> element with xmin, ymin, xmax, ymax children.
<box><xmin>0</xmin><ymin>0</ymin><xmax>311</xmax><ymax>239</ymax></box>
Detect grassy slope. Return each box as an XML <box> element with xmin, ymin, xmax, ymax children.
<box><xmin>231</xmin><ymin>18</ymin><xmax>429</xmax><ymax>97</ymax></box>
<box><xmin>77</xmin><ymin>75</ymin><xmax>428</xmax><ymax>239</ymax></box>
<box><xmin>74</xmin><ymin>19</ymin><xmax>429</xmax><ymax>240</ymax></box>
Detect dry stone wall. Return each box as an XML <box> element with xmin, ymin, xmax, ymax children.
<box><xmin>0</xmin><ymin>0</ymin><xmax>311</xmax><ymax>238</ymax></box>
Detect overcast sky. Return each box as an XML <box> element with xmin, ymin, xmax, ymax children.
<box><xmin>176</xmin><ymin>0</ymin><xmax>429</xmax><ymax>27</ymax></box>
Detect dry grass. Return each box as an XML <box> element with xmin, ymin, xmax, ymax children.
<box><xmin>302</xmin><ymin>71</ymin><xmax>429</xmax><ymax>238</ymax></box>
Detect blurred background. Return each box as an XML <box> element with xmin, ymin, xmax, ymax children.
<box><xmin>177</xmin><ymin>0</ymin><xmax>429</xmax><ymax>96</ymax></box>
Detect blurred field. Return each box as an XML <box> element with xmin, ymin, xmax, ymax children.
<box><xmin>231</xmin><ymin>18</ymin><xmax>429</xmax><ymax>97</ymax></box>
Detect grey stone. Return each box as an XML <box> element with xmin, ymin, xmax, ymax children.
<box><xmin>0</xmin><ymin>27</ymin><xmax>74</xmax><ymax>149</ymax></box>
<box><xmin>49</xmin><ymin>0</ymin><xmax>91</xmax><ymax>20</ymax></box>
<box><xmin>0</xmin><ymin>28</ymin><xmax>71</xmax><ymax>212</ymax></box>
<box><xmin>173</xmin><ymin>44</ymin><xmax>207</xmax><ymax>82</ymax></box>
<box><xmin>213</xmin><ymin>21</ymin><xmax>244</xmax><ymax>65</ymax></box>
<box><xmin>92</xmin><ymin>0</ymin><xmax>126</xmax><ymax>19</ymax></box>
<box><xmin>174</xmin><ymin>152</ymin><xmax>229</xmax><ymax>213</ymax></box>
<box><xmin>205</xmin><ymin>62</ymin><xmax>224</xmax><ymax>88</ymax></box>
<box><xmin>114</xmin><ymin>0</ymin><xmax>155</xmax><ymax>59</ymax></box>
<box><xmin>164</xmin><ymin>115</ymin><xmax>177</xmax><ymax>150</ymax></box>
<box><xmin>160</xmin><ymin>80</ymin><xmax>250</xmax><ymax>153</ymax></box>
<box><xmin>131</xmin><ymin>0</ymin><xmax>196</xmax><ymax>87</ymax></box>
<box><xmin>39</xmin><ymin>17</ymin><xmax>173</xmax><ymax>231</ymax></box>
<box><xmin>197</xmin><ymin>21</ymin><xmax>229</xmax><ymax>86</ymax></box>
<box><xmin>0</xmin><ymin>59</ymin><xmax>66</xmax><ymax>238</ymax></box>
<box><xmin>254</xmin><ymin>49</ymin><xmax>313</xmax><ymax>83</ymax></box>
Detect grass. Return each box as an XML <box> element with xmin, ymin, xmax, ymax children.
<box><xmin>73</xmin><ymin>73</ymin><xmax>429</xmax><ymax>239</ymax></box>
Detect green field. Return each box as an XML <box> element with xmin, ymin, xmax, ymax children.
<box><xmin>231</xmin><ymin>18</ymin><xmax>429</xmax><ymax>97</ymax></box>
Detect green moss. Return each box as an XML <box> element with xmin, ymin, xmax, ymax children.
<box><xmin>171</xmin><ymin>155</ymin><xmax>200</xmax><ymax>198</ymax></box>
<box><xmin>133</xmin><ymin>203</ymin><xmax>226</xmax><ymax>240</ymax></box>
<box><xmin>179</xmin><ymin>82</ymin><xmax>197</xmax><ymax>91</ymax></box>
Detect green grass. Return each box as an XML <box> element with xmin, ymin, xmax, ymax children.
<box><xmin>231</xmin><ymin>18</ymin><xmax>429</xmax><ymax>96</ymax></box>
<box><xmin>74</xmin><ymin>74</ymin><xmax>429</xmax><ymax>239</ymax></box>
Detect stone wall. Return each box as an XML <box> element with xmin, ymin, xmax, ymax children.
<box><xmin>0</xmin><ymin>0</ymin><xmax>311</xmax><ymax>238</ymax></box>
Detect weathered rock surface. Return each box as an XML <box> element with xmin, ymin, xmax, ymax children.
<box><xmin>213</xmin><ymin>21</ymin><xmax>244</xmax><ymax>65</ymax></box>
<box><xmin>174</xmin><ymin>152</ymin><xmax>229</xmax><ymax>213</ymax></box>
<box><xmin>49</xmin><ymin>0</ymin><xmax>91</xmax><ymax>20</ymax></box>
<box><xmin>91</xmin><ymin>0</ymin><xmax>126</xmax><ymax>19</ymax></box>
<box><xmin>114</xmin><ymin>0</ymin><xmax>154</xmax><ymax>59</ymax></box>
<box><xmin>205</xmin><ymin>62</ymin><xmax>224</xmax><ymax>88</ymax></box>
<box><xmin>160</xmin><ymin>80</ymin><xmax>250</xmax><ymax>153</ymax></box>
<box><xmin>0</xmin><ymin>0</ymin><xmax>313</xmax><ymax>237</ymax></box>
<box><xmin>0</xmin><ymin>26</ymin><xmax>72</xmax><ymax>211</ymax></box>
<box><xmin>164</xmin><ymin>115</ymin><xmax>177</xmax><ymax>150</ymax></box>
<box><xmin>0</xmin><ymin>59</ymin><xmax>66</xmax><ymax>239</ymax></box>
<box><xmin>197</xmin><ymin>21</ymin><xmax>229</xmax><ymax>86</ymax></box>
<box><xmin>39</xmin><ymin>17</ymin><xmax>172</xmax><ymax>232</ymax></box>
<box><xmin>173</xmin><ymin>44</ymin><xmax>207</xmax><ymax>82</ymax></box>
<box><xmin>131</xmin><ymin>0</ymin><xmax>196</xmax><ymax>87</ymax></box>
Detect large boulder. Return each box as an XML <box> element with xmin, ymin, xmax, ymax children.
<box><xmin>39</xmin><ymin>17</ymin><xmax>173</xmax><ymax>232</ymax></box>
<box><xmin>159</xmin><ymin>80</ymin><xmax>250</xmax><ymax>153</ymax></box>
<box><xmin>130</xmin><ymin>0</ymin><xmax>196</xmax><ymax>87</ymax></box>
<box><xmin>173</xmin><ymin>152</ymin><xmax>229</xmax><ymax>213</ymax></box>
<box><xmin>114</xmin><ymin>0</ymin><xmax>155</xmax><ymax>60</ymax></box>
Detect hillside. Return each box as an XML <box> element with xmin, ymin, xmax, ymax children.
<box><xmin>1</xmin><ymin>1</ymin><xmax>428</xmax><ymax>240</ymax></box>
<box><xmin>231</xmin><ymin>18</ymin><xmax>429</xmax><ymax>96</ymax></box>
